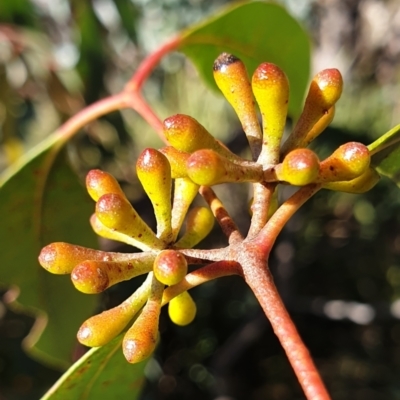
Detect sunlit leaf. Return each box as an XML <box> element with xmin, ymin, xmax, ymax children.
<box><xmin>369</xmin><ymin>124</ymin><xmax>400</xmax><ymax>186</ymax></box>
<box><xmin>0</xmin><ymin>136</ymin><xmax>98</xmax><ymax>368</ymax></box>
<box><xmin>179</xmin><ymin>1</ymin><xmax>310</xmax><ymax>117</ymax></box>
<box><xmin>41</xmin><ymin>334</ymin><xmax>146</xmax><ymax>400</ymax></box>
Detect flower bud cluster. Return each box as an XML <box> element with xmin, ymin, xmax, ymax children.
<box><xmin>39</xmin><ymin>148</ymin><xmax>214</xmax><ymax>362</ymax></box>
<box><xmin>38</xmin><ymin>52</ymin><xmax>381</xmax><ymax>364</ymax></box>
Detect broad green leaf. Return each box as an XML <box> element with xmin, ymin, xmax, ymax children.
<box><xmin>0</xmin><ymin>136</ymin><xmax>98</xmax><ymax>368</ymax></box>
<box><xmin>368</xmin><ymin>124</ymin><xmax>400</xmax><ymax>185</ymax></box>
<box><xmin>41</xmin><ymin>335</ymin><xmax>146</xmax><ymax>400</ymax></box>
<box><xmin>179</xmin><ymin>1</ymin><xmax>310</xmax><ymax>118</ymax></box>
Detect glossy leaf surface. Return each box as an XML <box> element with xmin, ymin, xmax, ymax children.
<box><xmin>0</xmin><ymin>138</ymin><xmax>97</xmax><ymax>367</ymax></box>
<box><xmin>179</xmin><ymin>1</ymin><xmax>310</xmax><ymax>117</ymax></box>
<box><xmin>41</xmin><ymin>335</ymin><xmax>146</xmax><ymax>400</ymax></box>
<box><xmin>368</xmin><ymin>124</ymin><xmax>400</xmax><ymax>186</ymax></box>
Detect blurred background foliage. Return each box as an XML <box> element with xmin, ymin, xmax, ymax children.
<box><xmin>1</xmin><ymin>0</ymin><xmax>400</xmax><ymax>399</ymax></box>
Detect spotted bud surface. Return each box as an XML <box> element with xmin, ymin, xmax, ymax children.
<box><xmin>252</xmin><ymin>63</ymin><xmax>289</xmax><ymax>162</ymax></box>
<box><xmin>322</xmin><ymin>167</ymin><xmax>380</xmax><ymax>193</ymax></box>
<box><xmin>276</xmin><ymin>149</ymin><xmax>320</xmax><ymax>186</ymax></box>
<box><xmin>96</xmin><ymin>193</ymin><xmax>164</xmax><ymax>250</ymax></box>
<box><xmin>213</xmin><ymin>53</ymin><xmax>261</xmax><ymax>158</ymax></box>
<box><xmin>187</xmin><ymin>149</ymin><xmax>263</xmax><ymax>186</ymax></box>
<box><xmin>86</xmin><ymin>169</ymin><xmax>126</xmax><ymax>202</ymax></box>
<box><xmin>77</xmin><ymin>274</ymin><xmax>152</xmax><ymax>347</ymax></box>
<box><xmin>159</xmin><ymin>146</ymin><xmax>190</xmax><ymax>178</ymax></box>
<box><xmin>71</xmin><ymin>256</ymin><xmax>154</xmax><ymax>294</ymax></box>
<box><xmin>175</xmin><ymin>207</ymin><xmax>214</xmax><ymax>249</ymax></box>
<box><xmin>89</xmin><ymin>214</ymin><xmax>152</xmax><ymax>251</ymax></box>
<box><xmin>136</xmin><ymin>148</ymin><xmax>172</xmax><ymax>242</ymax></box>
<box><xmin>282</xmin><ymin>69</ymin><xmax>343</xmax><ymax>156</ymax></box>
<box><xmin>163</xmin><ymin>114</ymin><xmax>240</xmax><ymax>161</ymax></box>
<box><xmin>38</xmin><ymin>242</ymin><xmax>111</xmax><ymax>274</ymax></box>
<box><xmin>318</xmin><ymin>142</ymin><xmax>370</xmax><ymax>183</ymax></box>
<box><xmin>153</xmin><ymin>250</ymin><xmax>187</xmax><ymax>286</ymax></box>
<box><xmin>123</xmin><ymin>276</ymin><xmax>163</xmax><ymax>363</ymax></box>
<box><xmin>168</xmin><ymin>291</ymin><xmax>197</xmax><ymax>326</ymax></box>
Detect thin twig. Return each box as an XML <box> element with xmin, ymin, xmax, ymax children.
<box><xmin>247</xmin><ymin>182</ymin><xmax>275</xmax><ymax>239</ymax></box>
<box><xmin>238</xmin><ymin>252</ymin><xmax>331</xmax><ymax>400</ymax></box>
<box><xmin>162</xmin><ymin>260</ymin><xmax>242</xmax><ymax>305</ymax></box>
<box><xmin>199</xmin><ymin>186</ymin><xmax>243</xmax><ymax>244</ymax></box>
<box><xmin>253</xmin><ymin>184</ymin><xmax>321</xmax><ymax>255</ymax></box>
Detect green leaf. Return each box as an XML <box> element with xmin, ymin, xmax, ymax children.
<box><xmin>179</xmin><ymin>1</ymin><xmax>310</xmax><ymax>117</ymax></box>
<box><xmin>114</xmin><ymin>0</ymin><xmax>140</xmax><ymax>44</ymax></box>
<box><xmin>41</xmin><ymin>335</ymin><xmax>146</xmax><ymax>400</ymax></box>
<box><xmin>368</xmin><ymin>124</ymin><xmax>400</xmax><ymax>185</ymax></box>
<box><xmin>0</xmin><ymin>136</ymin><xmax>98</xmax><ymax>368</ymax></box>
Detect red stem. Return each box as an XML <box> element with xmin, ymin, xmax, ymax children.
<box><xmin>253</xmin><ymin>184</ymin><xmax>321</xmax><ymax>254</ymax></box>
<box><xmin>162</xmin><ymin>260</ymin><xmax>242</xmax><ymax>305</ymax></box>
<box><xmin>238</xmin><ymin>247</ymin><xmax>331</xmax><ymax>400</ymax></box>
<box><xmin>124</xmin><ymin>36</ymin><xmax>182</xmax><ymax>92</ymax></box>
<box><xmin>55</xmin><ymin>93</ymin><xmax>128</xmax><ymax>143</ymax></box>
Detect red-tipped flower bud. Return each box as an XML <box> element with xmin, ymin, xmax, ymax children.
<box><xmin>122</xmin><ymin>276</ymin><xmax>163</xmax><ymax>363</ymax></box>
<box><xmin>213</xmin><ymin>53</ymin><xmax>262</xmax><ymax>158</ymax></box>
<box><xmin>186</xmin><ymin>149</ymin><xmax>263</xmax><ymax>186</ymax></box>
<box><xmin>163</xmin><ymin>114</ymin><xmax>240</xmax><ymax>161</ymax></box>
<box><xmin>86</xmin><ymin>169</ymin><xmax>126</xmax><ymax>202</ymax></box>
<box><xmin>96</xmin><ymin>193</ymin><xmax>164</xmax><ymax>250</ymax></box>
<box><xmin>38</xmin><ymin>242</ymin><xmax>111</xmax><ymax>274</ymax></box>
<box><xmin>136</xmin><ymin>148</ymin><xmax>172</xmax><ymax>242</ymax></box>
<box><xmin>252</xmin><ymin>62</ymin><xmax>289</xmax><ymax>162</ymax></box>
<box><xmin>159</xmin><ymin>146</ymin><xmax>190</xmax><ymax>178</ymax></box>
<box><xmin>153</xmin><ymin>250</ymin><xmax>188</xmax><ymax>286</ymax></box>
<box><xmin>71</xmin><ymin>256</ymin><xmax>154</xmax><ymax>294</ymax></box>
<box><xmin>77</xmin><ymin>274</ymin><xmax>152</xmax><ymax>347</ymax></box>
<box><xmin>318</xmin><ymin>142</ymin><xmax>370</xmax><ymax>183</ymax></box>
<box><xmin>276</xmin><ymin>148</ymin><xmax>320</xmax><ymax>186</ymax></box>
<box><xmin>282</xmin><ymin>69</ymin><xmax>343</xmax><ymax>156</ymax></box>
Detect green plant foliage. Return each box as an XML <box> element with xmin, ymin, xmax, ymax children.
<box><xmin>368</xmin><ymin>124</ymin><xmax>400</xmax><ymax>185</ymax></box>
<box><xmin>179</xmin><ymin>1</ymin><xmax>310</xmax><ymax>117</ymax></box>
<box><xmin>114</xmin><ymin>0</ymin><xmax>140</xmax><ymax>43</ymax></box>
<box><xmin>41</xmin><ymin>335</ymin><xmax>146</xmax><ymax>400</ymax></box>
<box><xmin>0</xmin><ymin>137</ymin><xmax>98</xmax><ymax>368</ymax></box>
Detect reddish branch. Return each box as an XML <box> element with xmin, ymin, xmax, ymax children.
<box><xmin>37</xmin><ymin>34</ymin><xmax>331</xmax><ymax>399</ymax></box>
